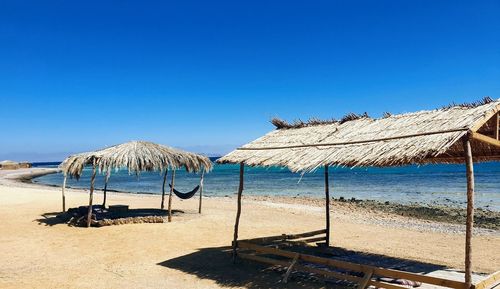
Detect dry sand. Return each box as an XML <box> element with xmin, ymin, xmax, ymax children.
<box><xmin>0</xmin><ymin>169</ymin><xmax>498</xmax><ymax>289</ymax></box>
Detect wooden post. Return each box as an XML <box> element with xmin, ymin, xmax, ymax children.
<box><xmin>86</xmin><ymin>163</ymin><xmax>97</xmax><ymax>228</ymax></box>
<box><xmin>161</xmin><ymin>169</ymin><xmax>168</xmax><ymax>210</ymax></box>
<box><xmin>102</xmin><ymin>169</ymin><xmax>110</xmax><ymax>208</ymax></box>
<box><xmin>167</xmin><ymin>170</ymin><xmax>176</xmax><ymax>222</ymax></box>
<box><xmin>198</xmin><ymin>169</ymin><xmax>205</xmax><ymax>214</ymax></box>
<box><xmin>463</xmin><ymin>136</ymin><xmax>475</xmax><ymax>288</ymax></box>
<box><xmin>62</xmin><ymin>174</ymin><xmax>67</xmax><ymax>212</ymax></box>
<box><xmin>495</xmin><ymin>113</ymin><xmax>499</xmax><ymax>140</ymax></box>
<box><xmin>324</xmin><ymin>165</ymin><xmax>331</xmax><ymax>247</ymax></box>
<box><xmin>233</xmin><ymin>162</ymin><xmax>244</xmax><ymax>262</ymax></box>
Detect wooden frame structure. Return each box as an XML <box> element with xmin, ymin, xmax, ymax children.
<box><xmin>219</xmin><ymin>102</ymin><xmax>500</xmax><ymax>289</ymax></box>
<box><xmin>236</xmin><ymin>229</ymin><xmax>499</xmax><ymax>289</ymax></box>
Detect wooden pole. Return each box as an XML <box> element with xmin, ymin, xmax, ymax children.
<box><xmin>198</xmin><ymin>169</ymin><xmax>205</xmax><ymax>214</ymax></box>
<box><xmin>167</xmin><ymin>170</ymin><xmax>176</xmax><ymax>222</ymax></box>
<box><xmin>161</xmin><ymin>169</ymin><xmax>168</xmax><ymax>210</ymax></box>
<box><xmin>324</xmin><ymin>165</ymin><xmax>331</xmax><ymax>247</ymax></box>
<box><xmin>463</xmin><ymin>136</ymin><xmax>475</xmax><ymax>288</ymax></box>
<box><xmin>495</xmin><ymin>113</ymin><xmax>499</xmax><ymax>140</ymax></box>
<box><xmin>233</xmin><ymin>162</ymin><xmax>244</xmax><ymax>262</ymax></box>
<box><xmin>102</xmin><ymin>169</ymin><xmax>110</xmax><ymax>208</ymax></box>
<box><xmin>62</xmin><ymin>174</ymin><xmax>67</xmax><ymax>212</ymax></box>
<box><xmin>86</xmin><ymin>163</ymin><xmax>97</xmax><ymax>228</ymax></box>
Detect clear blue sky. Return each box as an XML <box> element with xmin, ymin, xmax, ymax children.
<box><xmin>0</xmin><ymin>1</ymin><xmax>499</xmax><ymax>161</ymax></box>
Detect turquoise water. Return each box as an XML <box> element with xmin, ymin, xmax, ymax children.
<box><xmin>33</xmin><ymin>161</ymin><xmax>500</xmax><ymax>211</ymax></box>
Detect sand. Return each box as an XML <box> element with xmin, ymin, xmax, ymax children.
<box><xmin>0</xmin><ymin>169</ymin><xmax>498</xmax><ymax>289</ymax></box>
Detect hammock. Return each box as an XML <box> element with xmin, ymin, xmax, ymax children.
<box><xmin>169</xmin><ymin>184</ymin><xmax>200</xmax><ymax>199</ymax></box>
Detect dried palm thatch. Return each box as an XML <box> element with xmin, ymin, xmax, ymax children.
<box><xmin>218</xmin><ymin>99</ymin><xmax>500</xmax><ymax>171</ymax></box>
<box><xmin>60</xmin><ymin>141</ymin><xmax>212</xmax><ymax>179</ymax></box>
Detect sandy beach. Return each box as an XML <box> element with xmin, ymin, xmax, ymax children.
<box><xmin>0</xmin><ymin>169</ymin><xmax>498</xmax><ymax>289</ymax></box>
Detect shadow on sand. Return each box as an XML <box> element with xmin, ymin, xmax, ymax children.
<box><xmin>158</xmin><ymin>246</ymin><xmax>449</xmax><ymax>289</ymax></box>
<box><xmin>35</xmin><ymin>209</ymin><xmax>185</xmax><ymax>227</ymax></box>
<box><xmin>36</xmin><ymin>212</ymin><xmax>66</xmax><ymax>226</ymax></box>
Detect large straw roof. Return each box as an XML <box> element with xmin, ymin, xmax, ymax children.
<box><xmin>0</xmin><ymin>160</ymin><xmax>18</xmax><ymax>165</ymax></box>
<box><xmin>218</xmin><ymin>98</ymin><xmax>500</xmax><ymax>172</ymax></box>
<box><xmin>61</xmin><ymin>141</ymin><xmax>212</xmax><ymax>178</ymax></box>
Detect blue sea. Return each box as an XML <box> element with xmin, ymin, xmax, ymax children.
<box><xmin>33</xmin><ymin>160</ymin><xmax>500</xmax><ymax>211</ymax></box>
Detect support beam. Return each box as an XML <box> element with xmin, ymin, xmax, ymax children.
<box><xmin>475</xmin><ymin>271</ymin><xmax>500</xmax><ymax>289</ymax></box>
<box><xmin>167</xmin><ymin>170</ymin><xmax>176</xmax><ymax>222</ymax></box>
<box><xmin>358</xmin><ymin>270</ymin><xmax>374</xmax><ymax>289</ymax></box>
<box><xmin>61</xmin><ymin>174</ymin><xmax>67</xmax><ymax>212</ymax></box>
<box><xmin>324</xmin><ymin>165</ymin><xmax>331</xmax><ymax>247</ymax></box>
<box><xmin>463</xmin><ymin>137</ymin><xmax>475</xmax><ymax>288</ymax></box>
<box><xmin>495</xmin><ymin>113</ymin><xmax>499</xmax><ymax>140</ymax></box>
<box><xmin>236</xmin><ymin>128</ymin><xmax>467</xmax><ymax>151</ymax></box>
<box><xmin>283</xmin><ymin>253</ymin><xmax>300</xmax><ymax>284</ymax></box>
<box><xmin>232</xmin><ymin>162</ymin><xmax>244</xmax><ymax>262</ymax></box>
<box><xmin>470</xmin><ymin>131</ymin><xmax>500</xmax><ymax>148</ymax></box>
<box><xmin>198</xmin><ymin>169</ymin><xmax>205</xmax><ymax>214</ymax></box>
<box><xmin>102</xmin><ymin>169</ymin><xmax>110</xmax><ymax>208</ymax></box>
<box><xmin>161</xmin><ymin>169</ymin><xmax>168</xmax><ymax>210</ymax></box>
<box><xmin>470</xmin><ymin>105</ymin><xmax>500</xmax><ymax>132</ymax></box>
<box><xmin>86</xmin><ymin>163</ymin><xmax>97</xmax><ymax>228</ymax></box>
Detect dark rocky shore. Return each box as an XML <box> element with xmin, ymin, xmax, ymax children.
<box><xmin>349</xmin><ymin>199</ymin><xmax>499</xmax><ymax>230</ymax></box>
<box><xmin>248</xmin><ymin>195</ymin><xmax>500</xmax><ymax>231</ymax></box>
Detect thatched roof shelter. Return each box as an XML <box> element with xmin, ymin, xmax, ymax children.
<box><xmin>218</xmin><ymin>98</ymin><xmax>500</xmax><ymax>288</ymax></box>
<box><xmin>218</xmin><ymin>98</ymin><xmax>500</xmax><ymax>171</ymax></box>
<box><xmin>59</xmin><ymin>141</ymin><xmax>212</xmax><ymax>227</ymax></box>
<box><xmin>0</xmin><ymin>160</ymin><xmax>19</xmax><ymax>170</ymax></box>
<box><xmin>61</xmin><ymin>141</ymin><xmax>212</xmax><ymax>179</ymax></box>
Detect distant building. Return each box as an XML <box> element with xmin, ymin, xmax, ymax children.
<box><xmin>19</xmin><ymin>162</ymin><xmax>32</xmax><ymax>169</ymax></box>
<box><xmin>0</xmin><ymin>160</ymin><xmax>32</xmax><ymax>170</ymax></box>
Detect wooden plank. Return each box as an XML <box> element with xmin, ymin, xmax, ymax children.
<box><xmin>470</xmin><ymin>104</ymin><xmax>500</xmax><ymax>132</ymax></box>
<box><xmin>238</xmin><ymin>241</ymin><xmax>468</xmax><ymax>289</ymax></box>
<box><xmin>245</xmin><ymin>229</ymin><xmax>326</xmax><ymax>243</ymax></box>
<box><xmin>274</xmin><ymin>237</ymin><xmax>326</xmax><ymax>248</ymax></box>
<box><xmin>239</xmin><ymin>241</ymin><xmax>366</xmax><ymax>273</ymax></box>
<box><xmin>368</xmin><ymin>280</ymin><xmax>410</xmax><ymax>289</ymax></box>
<box><xmin>244</xmin><ymin>234</ymin><xmax>288</xmax><ymax>243</ymax></box>
<box><xmin>285</xmin><ymin>229</ymin><xmax>327</xmax><ymax>240</ymax></box>
<box><xmin>282</xmin><ymin>253</ymin><xmax>299</xmax><ymax>284</ymax></box>
<box><xmin>358</xmin><ymin>270</ymin><xmax>373</xmax><ymax>289</ymax></box>
<box><xmin>239</xmin><ymin>253</ymin><xmax>408</xmax><ymax>289</ymax></box>
<box><xmin>471</xmin><ymin>132</ymin><xmax>500</xmax><ymax>148</ymax></box>
<box><xmin>238</xmin><ymin>253</ymin><xmax>362</xmax><ymax>284</ymax></box>
<box><xmin>271</xmin><ymin>235</ymin><xmax>326</xmax><ymax>246</ymax></box>
<box><xmin>297</xmin><ymin>236</ymin><xmax>327</xmax><ymax>243</ymax></box>
<box><xmin>475</xmin><ymin>271</ymin><xmax>500</xmax><ymax>289</ymax></box>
